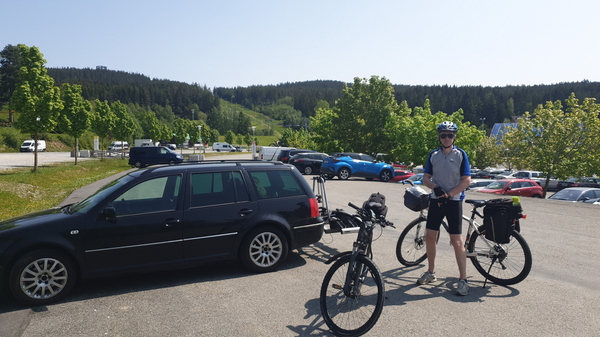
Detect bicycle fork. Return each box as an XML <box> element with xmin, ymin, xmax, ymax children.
<box><xmin>341</xmin><ymin>247</ymin><xmax>368</xmax><ymax>299</ymax></box>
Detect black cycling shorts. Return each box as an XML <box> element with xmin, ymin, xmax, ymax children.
<box><xmin>426</xmin><ymin>199</ymin><xmax>463</xmax><ymax>234</ymax></box>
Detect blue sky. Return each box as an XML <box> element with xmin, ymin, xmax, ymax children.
<box><xmin>3</xmin><ymin>0</ymin><xmax>598</xmax><ymax>88</ymax></box>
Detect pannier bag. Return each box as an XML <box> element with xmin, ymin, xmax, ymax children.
<box><xmin>404</xmin><ymin>186</ymin><xmax>430</xmax><ymax>212</ymax></box>
<box><xmin>363</xmin><ymin>192</ymin><xmax>388</xmax><ymax>218</ymax></box>
<box><xmin>483</xmin><ymin>198</ymin><xmax>523</xmax><ymax>244</ymax></box>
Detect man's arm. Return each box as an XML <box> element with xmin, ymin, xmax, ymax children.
<box><xmin>447</xmin><ymin>175</ymin><xmax>471</xmax><ymax>198</ymax></box>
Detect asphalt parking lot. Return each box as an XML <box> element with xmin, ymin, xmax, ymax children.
<box><xmin>1</xmin><ymin>156</ymin><xmax>599</xmax><ymax>336</ymax></box>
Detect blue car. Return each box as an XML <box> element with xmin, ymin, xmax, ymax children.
<box><xmin>320</xmin><ymin>153</ymin><xmax>395</xmax><ymax>182</ymax></box>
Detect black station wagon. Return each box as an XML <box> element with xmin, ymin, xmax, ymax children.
<box><xmin>0</xmin><ymin>161</ymin><xmax>324</xmax><ymax>305</ymax></box>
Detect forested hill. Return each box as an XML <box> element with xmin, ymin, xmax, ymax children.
<box><xmin>216</xmin><ymin>80</ymin><xmax>600</xmax><ymax>128</ymax></box>
<box><xmin>48</xmin><ymin>67</ymin><xmax>220</xmax><ymax>118</ymax></box>
<box><xmin>46</xmin><ymin>67</ymin><xmax>600</xmax><ymax>129</ymax></box>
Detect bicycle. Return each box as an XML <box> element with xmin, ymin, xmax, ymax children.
<box><xmin>396</xmin><ymin>181</ymin><xmax>532</xmax><ymax>286</ymax></box>
<box><xmin>317</xmin><ymin>186</ymin><xmax>395</xmax><ymax>337</ymax></box>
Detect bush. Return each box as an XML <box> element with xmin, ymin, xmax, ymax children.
<box><xmin>0</xmin><ymin>127</ymin><xmax>27</xmax><ymax>151</ymax></box>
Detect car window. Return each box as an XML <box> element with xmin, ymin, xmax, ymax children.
<box><xmin>487</xmin><ymin>181</ymin><xmax>508</xmax><ymax>189</ymax></box>
<box><xmin>110</xmin><ymin>175</ymin><xmax>182</xmax><ymax>216</ymax></box>
<box><xmin>521</xmin><ymin>182</ymin><xmax>534</xmax><ymax>188</ymax></box>
<box><xmin>190</xmin><ymin>171</ymin><xmax>248</xmax><ymax>207</ymax></box>
<box><xmin>360</xmin><ymin>154</ymin><xmax>375</xmax><ymax>161</ymax></box>
<box><xmin>581</xmin><ymin>190</ymin><xmax>596</xmax><ymax>200</ymax></box>
<box><xmin>249</xmin><ymin>170</ymin><xmax>305</xmax><ymax>199</ymax></box>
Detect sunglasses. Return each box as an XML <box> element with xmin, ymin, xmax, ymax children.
<box><xmin>439</xmin><ymin>133</ymin><xmax>455</xmax><ymax>139</ymax></box>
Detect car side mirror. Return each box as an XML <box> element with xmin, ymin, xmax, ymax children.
<box><xmin>506</xmin><ymin>186</ymin><xmax>512</xmax><ymax>190</ymax></box>
<box><xmin>102</xmin><ymin>206</ymin><xmax>117</xmax><ymax>222</ymax></box>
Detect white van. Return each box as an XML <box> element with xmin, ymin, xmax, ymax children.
<box><xmin>108</xmin><ymin>141</ymin><xmax>129</xmax><ymax>151</ymax></box>
<box><xmin>260</xmin><ymin>146</ymin><xmax>293</xmax><ymax>161</ymax></box>
<box><xmin>212</xmin><ymin>142</ymin><xmax>236</xmax><ymax>152</ymax></box>
<box><xmin>20</xmin><ymin>139</ymin><xmax>46</xmax><ymax>152</ymax></box>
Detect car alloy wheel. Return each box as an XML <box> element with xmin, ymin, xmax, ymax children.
<box><xmin>338</xmin><ymin>168</ymin><xmax>350</xmax><ymax>180</ymax></box>
<box><xmin>240</xmin><ymin>227</ymin><xmax>289</xmax><ymax>273</ymax></box>
<box><xmin>9</xmin><ymin>249</ymin><xmax>76</xmax><ymax>305</ymax></box>
<box><xmin>303</xmin><ymin>166</ymin><xmax>313</xmax><ymax>175</ymax></box>
<box><xmin>379</xmin><ymin>169</ymin><xmax>392</xmax><ymax>182</ymax></box>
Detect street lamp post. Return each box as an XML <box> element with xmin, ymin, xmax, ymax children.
<box><xmin>251</xmin><ymin>126</ymin><xmax>257</xmax><ymax>160</ymax></box>
<box><xmin>198</xmin><ymin>125</ymin><xmax>204</xmax><ymax>154</ymax></box>
<box><xmin>480</xmin><ymin>117</ymin><xmax>486</xmax><ymax>130</ymax></box>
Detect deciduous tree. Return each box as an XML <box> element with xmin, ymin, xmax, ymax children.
<box><xmin>111</xmin><ymin>101</ymin><xmax>137</xmax><ymax>157</ymax></box>
<box><xmin>502</xmin><ymin>93</ymin><xmax>600</xmax><ymax>195</ymax></box>
<box><xmin>59</xmin><ymin>83</ymin><xmax>91</xmax><ymax>165</ymax></box>
<box><xmin>90</xmin><ymin>99</ymin><xmax>116</xmax><ymax>159</ymax></box>
<box><xmin>10</xmin><ymin>45</ymin><xmax>63</xmax><ymax>171</ymax></box>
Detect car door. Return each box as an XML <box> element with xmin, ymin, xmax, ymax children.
<box><xmin>84</xmin><ymin>174</ymin><xmax>184</xmax><ymax>274</ymax></box>
<box><xmin>182</xmin><ymin>170</ymin><xmax>257</xmax><ymax>262</ymax></box>
<box><xmin>361</xmin><ymin>154</ymin><xmax>382</xmax><ymax>178</ymax></box>
<box><xmin>505</xmin><ymin>181</ymin><xmax>522</xmax><ymax>196</ymax></box>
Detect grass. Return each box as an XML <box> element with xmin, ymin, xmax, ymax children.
<box><xmin>0</xmin><ymin>158</ymin><xmax>133</xmax><ymax>221</ymax></box>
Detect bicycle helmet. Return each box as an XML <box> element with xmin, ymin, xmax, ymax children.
<box><xmin>437</xmin><ymin>121</ymin><xmax>458</xmax><ymax>133</ymax></box>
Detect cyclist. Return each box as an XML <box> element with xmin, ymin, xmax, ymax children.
<box><xmin>418</xmin><ymin>121</ymin><xmax>472</xmax><ymax>295</ymax></box>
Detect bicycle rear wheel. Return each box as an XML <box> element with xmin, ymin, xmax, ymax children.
<box><xmin>468</xmin><ymin>226</ymin><xmax>532</xmax><ymax>285</ymax></box>
<box><xmin>320</xmin><ymin>254</ymin><xmax>384</xmax><ymax>337</ymax></box>
<box><xmin>396</xmin><ymin>217</ymin><xmax>440</xmax><ymax>266</ymax></box>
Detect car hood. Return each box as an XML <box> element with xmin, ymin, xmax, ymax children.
<box><xmin>0</xmin><ymin>207</ymin><xmax>66</xmax><ymax>232</ymax></box>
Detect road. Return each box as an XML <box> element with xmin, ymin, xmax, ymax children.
<box><xmin>1</xmin><ymin>154</ymin><xmax>599</xmax><ymax>336</ymax></box>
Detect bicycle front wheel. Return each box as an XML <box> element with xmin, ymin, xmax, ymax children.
<box><xmin>468</xmin><ymin>226</ymin><xmax>532</xmax><ymax>285</ymax></box>
<box><xmin>396</xmin><ymin>217</ymin><xmax>441</xmax><ymax>266</ymax></box>
<box><xmin>320</xmin><ymin>254</ymin><xmax>385</xmax><ymax>337</ymax></box>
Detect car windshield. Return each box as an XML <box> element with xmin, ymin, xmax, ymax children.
<box><xmin>549</xmin><ymin>189</ymin><xmax>580</xmax><ymax>201</ymax></box>
<box><xmin>485</xmin><ymin>181</ymin><xmax>508</xmax><ymax>189</ymax></box>
<box><xmin>407</xmin><ymin>174</ymin><xmax>422</xmax><ymax>181</ymax></box>
<box><xmin>69</xmin><ymin>175</ymin><xmax>136</xmax><ymax>213</ymax></box>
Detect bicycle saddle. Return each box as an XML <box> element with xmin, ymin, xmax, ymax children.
<box><xmin>465</xmin><ymin>199</ymin><xmax>487</xmax><ymax>208</ymax></box>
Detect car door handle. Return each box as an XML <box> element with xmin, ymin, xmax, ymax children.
<box><xmin>238</xmin><ymin>209</ymin><xmax>253</xmax><ymax>216</ymax></box>
<box><xmin>165</xmin><ymin>218</ymin><xmax>180</xmax><ymax>226</ymax></box>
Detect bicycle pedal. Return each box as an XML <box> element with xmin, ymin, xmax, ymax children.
<box><xmin>332</xmin><ymin>284</ymin><xmax>343</xmax><ymax>290</ymax></box>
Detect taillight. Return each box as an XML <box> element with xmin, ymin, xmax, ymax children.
<box><xmin>332</xmin><ymin>158</ymin><xmax>341</xmax><ymax>163</ymax></box>
<box><xmin>295</xmin><ymin>159</ymin><xmax>304</xmax><ymax>162</ymax></box>
<box><xmin>309</xmin><ymin>198</ymin><xmax>319</xmax><ymax>218</ymax></box>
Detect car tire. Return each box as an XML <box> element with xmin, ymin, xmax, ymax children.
<box><xmin>338</xmin><ymin>168</ymin><xmax>350</xmax><ymax>180</ymax></box>
<box><xmin>240</xmin><ymin>226</ymin><xmax>289</xmax><ymax>273</ymax></box>
<box><xmin>134</xmin><ymin>161</ymin><xmax>143</xmax><ymax>168</ymax></box>
<box><xmin>8</xmin><ymin>249</ymin><xmax>77</xmax><ymax>306</ymax></box>
<box><xmin>216</xmin><ymin>149</ymin><xmax>220</xmax><ymax>152</ymax></box>
<box><xmin>303</xmin><ymin>166</ymin><xmax>313</xmax><ymax>175</ymax></box>
<box><xmin>379</xmin><ymin>169</ymin><xmax>392</xmax><ymax>182</ymax></box>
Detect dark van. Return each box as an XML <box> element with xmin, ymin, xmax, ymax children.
<box><xmin>128</xmin><ymin>146</ymin><xmax>184</xmax><ymax>168</ymax></box>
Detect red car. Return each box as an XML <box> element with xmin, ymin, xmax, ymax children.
<box><xmin>478</xmin><ymin>179</ymin><xmax>543</xmax><ymax>198</ymax></box>
<box><xmin>390</xmin><ymin>170</ymin><xmax>415</xmax><ymax>182</ymax></box>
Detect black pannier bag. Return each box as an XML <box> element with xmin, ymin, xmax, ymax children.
<box><xmin>404</xmin><ymin>186</ymin><xmax>430</xmax><ymax>212</ymax></box>
<box><xmin>483</xmin><ymin>198</ymin><xmax>523</xmax><ymax>244</ymax></box>
<box><xmin>327</xmin><ymin>209</ymin><xmax>362</xmax><ymax>233</ymax></box>
<box><xmin>363</xmin><ymin>192</ymin><xmax>388</xmax><ymax>218</ymax></box>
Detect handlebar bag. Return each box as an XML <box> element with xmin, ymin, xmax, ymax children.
<box><xmin>483</xmin><ymin>198</ymin><xmax>518</xmax><ymax>244</ymax></box>
<box><xmin>363</xmin><ymin>192</ymin><xmax>388</xmax><ymax>218</ymax></box>
<box><xmin>404</xmin><ymin>186</ymin><xmax>429</xmax><ymax>212</ymax></box>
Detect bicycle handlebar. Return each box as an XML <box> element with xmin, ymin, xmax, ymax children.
<box><xmin>347</xmin><ymin>202</ymin><xmax>395</xmax><ymax>228</ymax></box>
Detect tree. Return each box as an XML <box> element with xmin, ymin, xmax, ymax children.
<box><xmin>224</xmin><ymin>130</ymin><xmax>235</xmax><ymax>144</ymax></box>
<box><xmin>173</xmin><ymin>118</ymin><xmax>190</xmax><ymax>150</ymax></box>
<box><xmin>59</xmin><ymin>83</ymin><xmax>91</xmax><ymax>165</ymax></box>
<box><xmin>111</xmin><ymin>101</ymin><xmax>137</xmax><ymax>157</ymax></box>
<box><xmin>10</xmin><ymin>45</ymin><xmax>63</xmax><ymax>172</ymax></box>
<box><xmin>90</xmin><ymin>100</ymin><xmax>116</xmax><ymax>159</ymax></box>
<box><xmin>501</xmin><ymin>93</ymin><xmax>600</xmax><ymax>196</ymax></box>
<box><xmin>471</xmin><ymin>136</ymin><xmax>503</xmax><ymax>169</ymax></box>
<box><xmin>0</xmin><ymin>44</ymin><xmax>21</xmax><ymax>103</ymax></box>
<box><xmin>312</xmin><ymin>76</ymin><xmax>401</xmax><ymax>155</ymax></box>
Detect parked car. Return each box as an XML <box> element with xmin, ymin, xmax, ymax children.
<box><xmin>390</xmin><ymin>170</ymin><xmax>415</xmax><ymax>182</ymax></box>
<box><xmin>556</xmin><ymin>177</ymin><xmax>600</xmax><ymax>191</ymax></box>
<box><xmin>467</xmin><ymin>179</ymin><xmax>496</xmax><ymax>191</ymax></box>
<box><xmin>402</xmin><ymin>173</ymin><xmax>424</xmax><ymax>185</ymax></box>
<box><xmin>0</xmin><ymin>161</ymin><xmax>324</xmax><ymax>305</ymax></box>
<box><xmin>472</xmin><ymin>170</ymin><xmax>498</xmax><ymax>179</ymax></box>
<box><xmin>277</xmin><ymin>149</ymin><xmax>316</xmax><ymax>163</ymax></box>
<box><xmin>320</xmin><ymin>153</ymin><xmax>395</xmax><ymax>182</ymax></box>
<box><xmin>128</xmin><ymin>146</ymin><xmax>184</xmax><ymax>168</ymax></box>
<box><xmin>548</xmin><ymin>187</ymin><xmax>600</xmax><ymax>202</ymax></box>
<box><xmin>478</xmin><ymin>179</ymin><xmax>543</xmax><ymax>198</ymax></box>
<box><xmin>288</xmin><ymin>152</ymin><xmax>328</xmax><ymax>175</ymax></box>
<box><xmin>108</xmin><ymin>141</ymin><xmax>129</xmax><ymax>151</ymax></box>
<box><xmin>20</xmin><ymin>139</ymin><xmax>46</xmax><ymax>152</ymax></box>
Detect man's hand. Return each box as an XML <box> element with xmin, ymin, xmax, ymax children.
<box><xmin>434</xmin><ymin>185</ymin><xmax>447</xmax><ymax>197</ymax></box>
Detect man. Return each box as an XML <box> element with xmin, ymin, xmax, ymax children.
<box><xmin>418</xmin><ymin>121</ymin><xmax>472</xmax><ymax>295</ymax></box>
